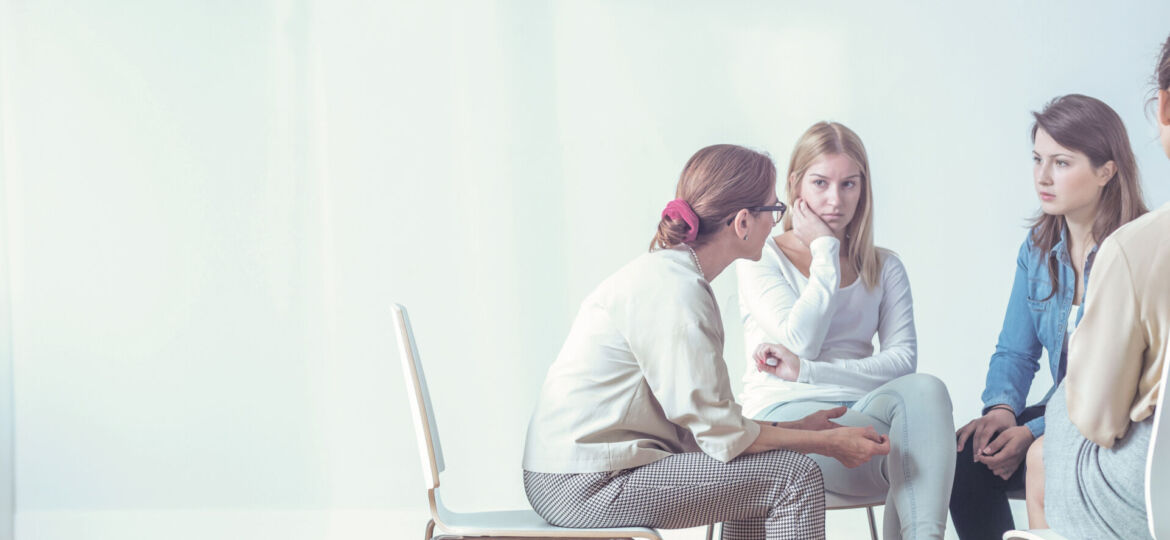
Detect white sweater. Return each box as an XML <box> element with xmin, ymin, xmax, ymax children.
<box><xmin>736</xmin><ymin>236</ymin><xmax>917</xmax><ymax>417</ymax></box>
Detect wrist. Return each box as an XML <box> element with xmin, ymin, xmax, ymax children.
<box><xmin>986</xmin><ymin>405</ymin><xmax>1015</xmax><ymax>419</ymax></box>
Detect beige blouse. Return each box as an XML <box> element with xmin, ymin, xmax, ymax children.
<box><xmin>1066</xmin><ymin>201</ymin><xmax>1170</xmax><ymax>448</ymax></box>
<box><xmin>522</xmin><ymin>246</ymin><xmax>760</xmax><ymax>473</ymax></box>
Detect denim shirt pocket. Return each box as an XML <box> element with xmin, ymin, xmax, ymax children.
<box><xmin>1026</xmin><ymin>277</ymin><xmax>1057</xmax><ymax>345</ymax></box>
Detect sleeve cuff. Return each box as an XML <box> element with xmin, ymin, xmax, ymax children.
<box><xmin>1024</xmin><ymin>417</ymin><xmax>1045</xmax><ymax>438</ymax></box>
<box><xmin>796</xmin><ymin>358</ymin><xmax>814</xmax><ymax>383</ymax></box>
<box><xmin>705</xmin><ymin>418</ymin><xmax>761</xmax><ymax>463</ymax></box>
<box><xmin>981</xmin><ymin>396</ymin><xmax>1024</xmax><ymax>417</ymax></box>
<box><xmin>808</xmin><ymin>236</ymin><xmax>840</xmax><ymax>259</ymax></box>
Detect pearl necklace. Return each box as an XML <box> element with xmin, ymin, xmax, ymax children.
<box><xmin>685</xmin><ymin>244</ymin><xmax>705</xmax><ymax>278</ymax></box>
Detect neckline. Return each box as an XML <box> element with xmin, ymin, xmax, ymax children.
<box><xmin>767</xmin><ymin>235</ymin><xmax>860</xmax><ymax>290</ymax></box>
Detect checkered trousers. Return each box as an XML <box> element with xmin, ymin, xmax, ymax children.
<box><xmin>523</xmin><ymin>450</ymin><xmax>825</xmax><ymax>540</ymax></box>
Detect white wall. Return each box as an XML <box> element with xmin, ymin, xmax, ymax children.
<box><xmin>1</xmin><ymin>1</ymin><xmax>1169</xmax><ymax>539</ymax></box>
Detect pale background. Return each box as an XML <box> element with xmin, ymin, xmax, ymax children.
<box><xmin>1</xmin><ymin>1</ymin><xmax>1169</xmax><ymax>539</ymax></box>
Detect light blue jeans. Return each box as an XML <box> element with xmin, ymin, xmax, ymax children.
<box><xmin>755</xmin><ymin>373</ymin><xmax>955</xmax><ymax>540</ymax></box>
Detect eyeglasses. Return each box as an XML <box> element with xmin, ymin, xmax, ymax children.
<box><xmin>726</xmin><ymin>202</ymin><xmax>788</xmax><ymax>226</ymax></box>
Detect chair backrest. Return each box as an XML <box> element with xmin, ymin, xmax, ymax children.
<box><xmin>393</xmin><ymin>303</ymin><xmax>445</xmax><ymax>490</ymax></box>
<box><xmin>1146</xmin><ymin>360</ymin><xmax>1170</xmax><ymax>539</ymax></box>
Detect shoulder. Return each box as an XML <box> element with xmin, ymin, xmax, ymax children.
<box><xmin>617</xmin><ymin>249</ymin><xmax>714</xmax><ymax>308</ymax></box>
<box><xmin>875</xmin><ymin>247</ymin><xmax>909</xmax><ymax>285</ymax></box>
<box><xmin>1105</xmin><ymin>203</ymin><xmax>1170</xmax><ymax>254</ymax></box>
<box><xmin>1013</xmin><ymin>231</ymin><xmax>1045</xmax><ymax>268</ymax></box>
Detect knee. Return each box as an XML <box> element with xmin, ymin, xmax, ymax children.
<box><xmin>952</xmin><ymin>443</ymin><xmax>982</xmax><ymax>484</ymax></box>
<box><xmin>899</xmin><ymin>373</ymin><xmax>953</xmax><ymax>410</ymax></box>
<box><xmin>1026</xmin><ymin>435</ymin><xmax>1045</xmax><ymax>471</ymax></box>
<box><xmin>767</xmin><ymin>451</ymin><xmax>823</xmax><ymax>499</ymax></box>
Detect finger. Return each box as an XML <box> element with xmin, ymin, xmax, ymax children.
<box><xmin>981</xmin><ymin>451</ymin><xmax>1005</xmax><ymax>469</ymax></box>
<box><xmin>823</xmin><ymin>406</ymin><xmax>848</xmax><ymax>419</ymax></box>
<box><xmin>956</xmin><ymin>423</ymin><xmax>974</xmax><ymax>452</ymax></box>
<box><xmin>972</xmin><ymin>424</ymin><xmax>993</xmax><ymax>459</ymax></box>
<box><xmin>862</xmin><ymin>427</ymin><xmax>883</xmax><ymax>444</ymax></box>
<box><xmin>981</xmin><ymin>434</ymin><xmax>1010</xmax><ymax>457</ymax></box>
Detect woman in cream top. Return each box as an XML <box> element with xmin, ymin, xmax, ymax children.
<box><xmin>1029</xmin><ymin>37</ymin><xmax>1170</xmax><ymax>539</ymax></box>
<box><xmin>522</xmin><ymin>144</ymin><xmax>888</xmax><ymax>540</ymax></box>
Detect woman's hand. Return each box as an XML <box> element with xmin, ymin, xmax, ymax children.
<box><xmin>821</xmin><ymin>426</ymin><xmax>890</xmax><ymax>468</ymax></box>
<box><xmin>791</xmin><ymin>198</ymin><xmax>834</xmax><ymax>246</ymax></box>
<box><xmin>794</xmin><ymin>406</ymin><xmax>848</xmax><ymax>431</ymax></box>
<box><xmin>753</xmin><ymin>343</ymin><xmax>801</xmax><ymax>381</ymax></box>
<box><xmin>977</xmin><ymin>425</ymin><xmax>1035</xmax><ymax>480</ymax></box>
<box><xmin>956</xmin><ymin>408</ymin><xmax>1016</xmax><ymax>455</ymax></box>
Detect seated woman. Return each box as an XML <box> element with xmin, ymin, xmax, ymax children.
<box><xmin>735</xmin><ymin>122</ymin><xmax>955</xmax><ymax>540</ymax></box>
<box><xmin>949</xmin><ymin>94</ymin><xmax>1148</xmax><ymax>538</ymax></box>
<box><xmin>1026</xmin><ymin>35</ymin><xmax>1170</xmax><ymax>539</ymax></box>
<box><xmin>522</xmin><ymin>144</ymin><xmax>889</xmax><ymax>540</ymax></box>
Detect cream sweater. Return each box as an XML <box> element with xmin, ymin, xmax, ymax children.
<box><xmin>523</xmin><ymin>246</ymin><xmax>759</xmax><ymax>473</ymax></box>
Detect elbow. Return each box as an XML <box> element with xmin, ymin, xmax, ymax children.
<box><xmin>1066</xmin><ymin>397</ymin><xmax>1118</xmax><ymax>448</ymax></box>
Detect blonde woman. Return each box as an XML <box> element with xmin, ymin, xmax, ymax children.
<box><xmin>736</xmin><ymin>123</ymin><xmax>955</xmax><ymax>540</ymax></box>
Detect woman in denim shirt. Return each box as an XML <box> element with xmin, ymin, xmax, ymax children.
<box><xmin>948</xmin><ymin>94</ymin><xmax>1148</xmax><ymax>539</ymax></box>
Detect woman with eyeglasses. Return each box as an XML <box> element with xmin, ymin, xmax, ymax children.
<box><xmin>736</xmin><ymin>122</ymin><xmax>955</xmax><ymax>539</ymax></box>
<box><xmin>522</xmin><ymin>144</ymin><xmax>889</xmax><ymax>540</ymax></box>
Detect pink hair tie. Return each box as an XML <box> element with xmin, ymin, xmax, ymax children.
<box><xmin>661</xmin><ymin>198</ymin><xmax>700</xmax><ymax>243</ymax></box>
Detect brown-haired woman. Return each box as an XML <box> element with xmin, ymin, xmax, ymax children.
<box><xmin>1026</xmin><ymin>36</ymin><xmax>1170</xmax><ymax>539</ymax></box>
<box><xmin>949</xmin><ymin>94</ymin><xmax>1149</xmax><ymax>539</ymax></box>
<box><xmin>522</xmin><ymin>144</ymin><xmax>889</xmax><ymax>540</ymax></box>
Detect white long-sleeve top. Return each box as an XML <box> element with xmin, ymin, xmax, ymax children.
<box><xmin>736</xmin><ymin>236</ymin><xmax>917</xmax><ymax>417</ymax></box>
<box><xmin>523</xmin><ymin>246</ymin><xmax>760</xmax><ymax>473</ymax></box>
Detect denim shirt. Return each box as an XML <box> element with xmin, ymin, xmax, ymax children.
<box><xmin>981</xmin><ymin>227</ymin><xmax>1097</xmax><ymax>438</ymax></box>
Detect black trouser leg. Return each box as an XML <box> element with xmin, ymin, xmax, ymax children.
<box><xmin>948</xmin><ymin>405</ymin><xmax>1044</xmax><ymax>539</ymax></box>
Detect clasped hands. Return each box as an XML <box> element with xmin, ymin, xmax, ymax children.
<box><xmin>956</xmin><ymin>407</ymin><xmax>1034</xmax><ymax>479</ymax></box>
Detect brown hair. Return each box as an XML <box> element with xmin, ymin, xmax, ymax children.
<box><xmin>1146</xmin><ymin>35</ymin><xmax>1170</xmax><ymax>115</ymax></box>
<box><xmin>650</xmin><ymin>144</ymin><xmax>777</xmax><ymax>251</ymax></box>
<box><xmin>1158</xmin><ymin>34</ymin><xmax>1170</xmax><ymax>91</ymax></box>
<box><xmin>782</xmin><ymin>122</ymin><xmax>884</xmax><ymax>289</ymax></box>
<box><xmin>1029</xmin><ymin>94</ymin><xmax>1148</xmax><ymax>299</ymax></box>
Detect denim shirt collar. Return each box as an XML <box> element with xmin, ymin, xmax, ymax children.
<box><xmin>1050</xmin><ymin>224</ymin><xmax>1100</xmax><ymax>274</ymax></box>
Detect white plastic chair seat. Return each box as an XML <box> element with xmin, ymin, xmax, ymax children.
<box><xmin>1002</xmin><ymin>529</ymin><xmax>1069</xmax><ymax>540</ymax></box>
<box><xmin>824</xmin><ymin>490</ymin><xmax>884</xmax><ymax>509</ymax></box>
<box><xmin>433</xmin><ymin>507</ymin><xmax>660</xmax><ymax>538</ymax></box>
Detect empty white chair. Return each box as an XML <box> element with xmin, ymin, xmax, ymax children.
<box><xmin>1003</xmin><ymin>360</ymin><xmax>1170</xmax><ymax>540</ymax></box>
<box><xmin>394</xmin><ymin>303</ymin><xmax>662</xmax><ymax>540</ymax></box>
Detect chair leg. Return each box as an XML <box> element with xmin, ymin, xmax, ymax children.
<box><xmin>423</xmin><ymin>519</ymin><xmax>435</xmax><ymax>540</ymax></box>
<box><xmin>865</xmin><ymin>506</ymin><xmax>878</xmax><ymax>540</ymax></box>
<box><xmin>705</xmin><ymin>522</ymin><xmax>715</xmax><ymax>540</ymax></box>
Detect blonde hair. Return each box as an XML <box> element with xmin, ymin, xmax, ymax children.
<box><xmin>783</xmin><ymin>122</ymin><xmax>883</xmax><ymax>289</ymax></box>
<box><xmin>650</xmin><ymin>144</ymin><xmax>777</xmax><ymax>251</ymax></box>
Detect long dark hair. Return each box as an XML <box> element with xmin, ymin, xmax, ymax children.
<box><xmin>1029</xmin><ymin>94</ymin><xmax>1148</xmax><ymax>300</ymax></box>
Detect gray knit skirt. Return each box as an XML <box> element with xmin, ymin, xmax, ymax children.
<box><xmin>1044</xmin><ymin>381</ymin><xmax>1153</xmax><ymax>540</ymax></box>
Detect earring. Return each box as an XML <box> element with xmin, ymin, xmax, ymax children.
<box><xmin>743</xmin><ymin>234</ymin><xmax>748</xmax><ymax>240</ymax></box>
